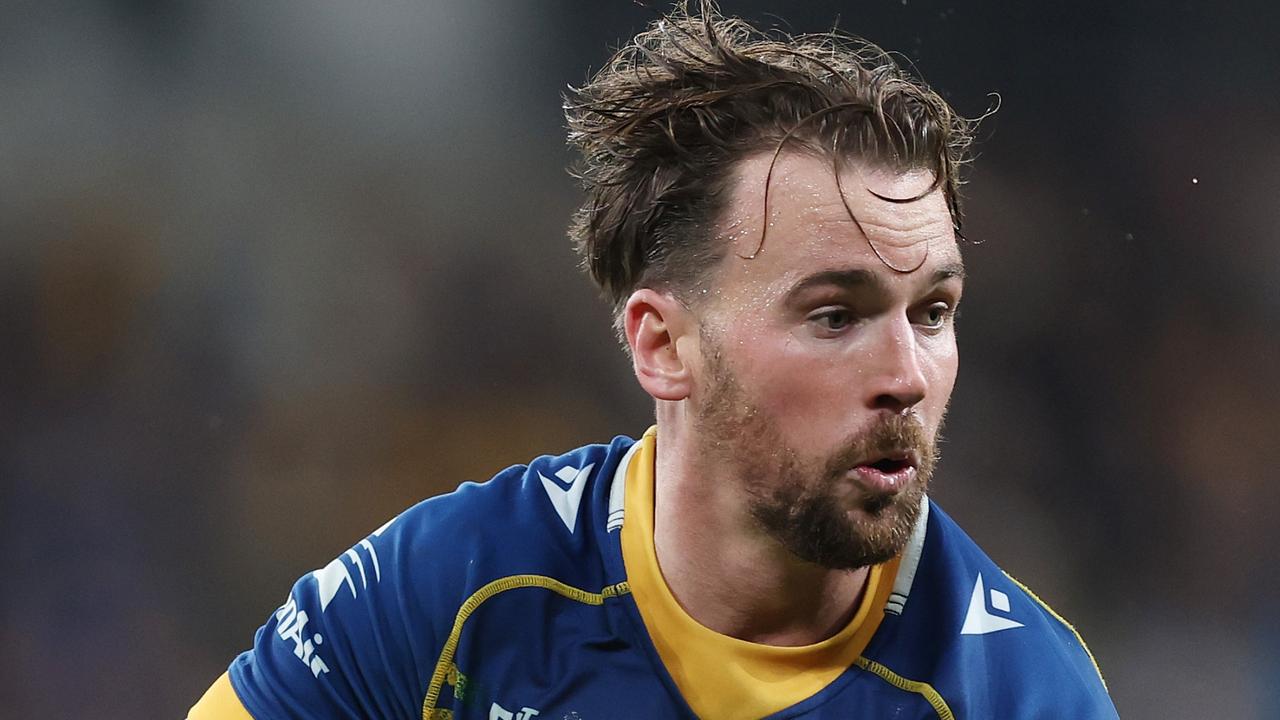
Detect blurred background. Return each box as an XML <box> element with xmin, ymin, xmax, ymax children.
<box><xmin>1</xmin><ymin>1</ymin><xmax>1276</xmax><ymax>717</ymax></box>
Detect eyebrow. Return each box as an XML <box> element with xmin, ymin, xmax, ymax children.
<box><xmin>932</xmin><ymin>262</ymin><xmax>967</xmax><ymax>284</ymax></box>
<box><xmin>785</xmin><ymin>261</ymin><xmax>966</xmax><ymax>302</ymax></box>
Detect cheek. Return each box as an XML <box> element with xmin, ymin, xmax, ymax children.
<box><xmin>921</xmin><ymin>335</ymin><xmax>959</xmax><ymax>414</ymax></box>
<box><xmin>753</xmin><ymin>331</ymin><xmax>959</xmax><ymax>423</ymax></box>
<box><xmin>732</xmin><ymin>333</ymin><xmax>857</xmax><ymax>420</ymax></box>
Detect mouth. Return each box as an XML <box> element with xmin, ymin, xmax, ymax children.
<box><xmin>850</xmin><ymin>452</ymin><xmax>919</xmax><ymax>495</ymax></box>
<box><xmin>866</xmin><ymin>455</ymin><xmax>914</xmax><ymax>473</ymax></box>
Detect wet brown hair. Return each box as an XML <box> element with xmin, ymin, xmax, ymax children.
<box><xmin>565</xmin><ymin>1</ymin><xmax>978</xmax><ymax>338</ymax></box>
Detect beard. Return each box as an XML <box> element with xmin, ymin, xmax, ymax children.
<box><xmin>692</xmin><ymin>336</ymin><xmax>939</xmax><ymax>571</ymax></box>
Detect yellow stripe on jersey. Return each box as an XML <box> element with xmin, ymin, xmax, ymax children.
<box><xmin>1001</xmin><ymin>571</ymin><xmax>1109</xmax><ymax>690</ymax></box>
<box><xmin>621</xmin><ymin>427</ymin><xmax>903</xmax><ymax>720</ymax></box>
<box><xmin>854</xmin><ymin>657</ymin><xmax>955</xmax><ymax>719</ymax></box>
<box><xmin>421</xmin><ymin>575</ymin><xmax>631</xmax><ymax>717</ymax></box>
<box><xmin>187</xmin><ymin>672</ymin><xmax>254</xmax><ymax>720</ymax></box>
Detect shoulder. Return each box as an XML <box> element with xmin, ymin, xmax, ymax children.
<box><xmin>337</xmin><ymin>434</ymin><xmax>636</xmax><ymax>617</ymax></box>
<box><xmin>920</xmin><ymin>503</ymin><xmax>1106</xmax><ymax>663</ymax></box>
<box><xmin>387</xmin><ymin>434</ymin><xmax>635</xmax><ymax>566</ymax></box>
<box><xmin>225</xmin><ymin>434</ymin><xmax>639</xmax><ymax>718</ymax></box>
<box><xmin>868</xmin><ymin>500</ymin><xmax>1117</xmax><ymax>718</ymax></box>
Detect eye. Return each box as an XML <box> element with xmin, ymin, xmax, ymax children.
<box><xmin>914</xmin><ymin>301</ymin><xmax>953</xmax><ymax>330</ymax></box>
<box><xmin>808</xmin><ymin>307</ymin><xmax>855</xmax><ymax>334</ymax></box>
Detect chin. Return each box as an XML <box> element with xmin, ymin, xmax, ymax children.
<box><xmin>754</xmin><ymin>483</ymin><xmax>923</xmax><ymax>571</ymax></box>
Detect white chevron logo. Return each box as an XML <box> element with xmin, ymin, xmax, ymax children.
<box><xmin>539</xmin><ymin>463</ymin><xmax>594</xmax><ymax>533</ymax></box>
<box><xmin>960</xmin><ymin>573</ymin><xmax>1025</xmax><ymax>635</ymax></box>
<box><xmin>312</xmin><ymin>516</ymin><xmax>395</xmax><ymax>612</ymax></box>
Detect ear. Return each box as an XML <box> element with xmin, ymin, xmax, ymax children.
<box><xmin>623</xmin><ymin>288</ymin><xmax>698</xmax><ymax>402</ymax></box>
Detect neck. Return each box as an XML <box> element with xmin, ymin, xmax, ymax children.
<box><xmin>651</xmin><ymin>408</ymin><xmax>870</xmax><ymax>646</ymax></box>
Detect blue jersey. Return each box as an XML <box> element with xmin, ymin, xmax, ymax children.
<box><xmin>199</xmin><ymin>433</ymin><xmax>1117</xmax><ymax>719</ymax></box>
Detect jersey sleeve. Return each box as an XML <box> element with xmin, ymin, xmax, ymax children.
<box><xmin>192</xmin><ymin>509</ymin><xmax>441</xmax><ymax>720</ymax></box>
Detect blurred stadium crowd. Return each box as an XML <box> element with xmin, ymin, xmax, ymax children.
<box><xmin>1</xmin><ymin>2</ymin><xmax>1276</xmax><ymax>717</ymax></box>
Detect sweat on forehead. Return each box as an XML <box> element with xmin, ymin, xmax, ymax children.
<box><xmin>715</xmin><ymin>151</ymin><xmax>955</xmax><ymax>271</ymax></box>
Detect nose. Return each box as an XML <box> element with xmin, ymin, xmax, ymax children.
<box><xmin>864</xmin><ymin>317</ymin><xmax>927</xmax><ymax>413</ymax></box>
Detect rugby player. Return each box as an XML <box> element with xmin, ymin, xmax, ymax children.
<box><xmin>190</xmin><ymin>2</ymin><xmax>1118</xmax><ymax>717</ymax></box>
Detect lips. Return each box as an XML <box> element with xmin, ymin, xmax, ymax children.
<box><xmin>850</xmin><ymin>452</ymin><xmax>919</xmax><ymax>495</ymax></box>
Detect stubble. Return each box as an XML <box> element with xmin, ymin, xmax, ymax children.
<box><xmin>692</xmin><ymin>336</ymin><xmax>937</xmax><ymax>570</ymax></box>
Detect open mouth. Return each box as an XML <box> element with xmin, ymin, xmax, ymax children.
<box><xmin>851</xmin><ymin>453</ymin><xmax>918</xmax><ymax>495</ymax></box>
<box><xmin>866</xmin><ymin>456</ymin><xmax>912</xmax><ymax>474</ymax></box>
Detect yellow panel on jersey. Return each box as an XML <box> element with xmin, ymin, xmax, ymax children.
<box><xmin>621</xmin><ymin>427</ymin><xmax>902</xmax><ymax>720</ymax></box>
<box><xmin>187</xmin><ymin>672</ymin><xmax>254</xmax><ymax>720</ymax></box>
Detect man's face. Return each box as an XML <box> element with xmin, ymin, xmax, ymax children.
<box><xmin>688</xmin><ymin>151</ymin><xmax>963</xmax><ymax>570</ymax></box>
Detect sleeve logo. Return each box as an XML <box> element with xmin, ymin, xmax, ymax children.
<box><xmin>313</xmin><ymin>516</ymin><xmax>395</xmax><ymax>611</ymax></box>
<box><xmin>270</xmin><ymin>516</ymin><xmax>397</xmax><ymax>679</ymax></box>
<box><xmin>538</xmin><ymin>463</ymin><xmax>594</xmax><ymax>533</ymax></box>
<box><xmin>960</xmin><ymin>572</ymin><xmax>1025</xmax><ymax>635</ymax></box>
<box><xmin>275</xmin><ymin>593</ymin><xmax>330</xmax><ymax>677</ymax></box>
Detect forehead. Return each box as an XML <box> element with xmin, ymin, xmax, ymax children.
<box><xmin>712</xmin><ymin>151</ymin><xmax>961</xmax><ymax>285</ymax></box>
